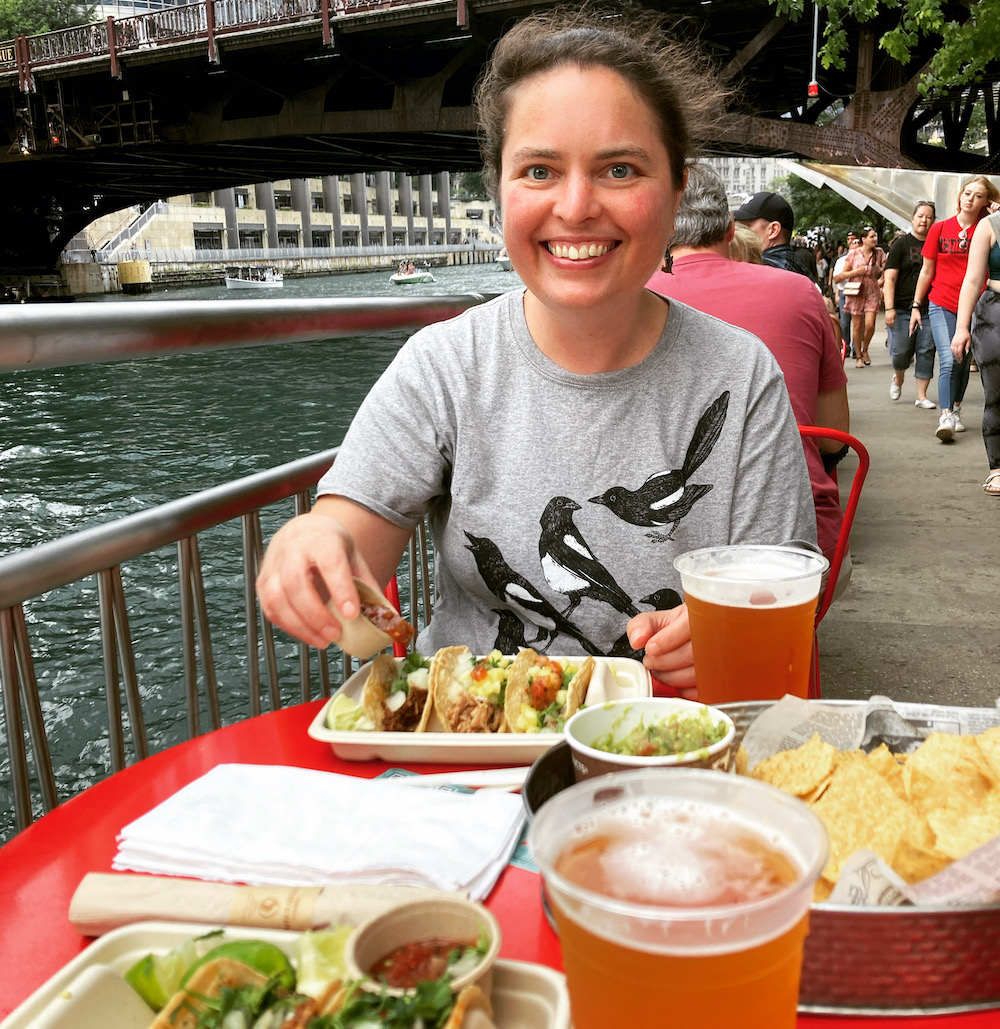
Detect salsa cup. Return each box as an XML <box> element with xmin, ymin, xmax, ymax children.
<box><xmin>343</xmin><ymin>896</ymin><xmax>501</xmax><ymax>999</ymax></box>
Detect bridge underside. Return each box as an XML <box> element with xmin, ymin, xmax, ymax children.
<box><xmin>2</xmin><ymin>0</ymin><xmax>998</xmax><ymax>274</ymax></box>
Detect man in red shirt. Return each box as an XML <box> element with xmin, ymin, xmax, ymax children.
<box><xmin>649</xmin><ymin>162</ymin><xmax>850</xmax><ymax>592</ymax></box>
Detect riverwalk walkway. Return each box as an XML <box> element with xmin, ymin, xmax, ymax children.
<box><xmin>819</xmin><ymin>318</ymin><xmax>999</xmax><ymax>709</ymax></box>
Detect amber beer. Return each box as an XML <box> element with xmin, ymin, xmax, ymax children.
<box><xmin>674</xmin><ymin>545</ymin><xmax>828</xmax><ymax>704</ymax></box>
<box><xmin>529</xmin><ymin>770</ymin><xmax>829</xmax><ymax>1029</ymax></box>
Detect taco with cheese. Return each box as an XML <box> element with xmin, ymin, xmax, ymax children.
<box><xmin>362</xmin><ymin>652</ymin><xmax>434</xmax><ymax>732</ymax></box>
<box><xmin>504</xmin><ymin>650</ymin><xmax>594</xmax><ymax>733</ymax></box>
<box><xmin>430</xmin><ymin>647</ymin><xmax>513</xmax><ymax>733</ymax></box>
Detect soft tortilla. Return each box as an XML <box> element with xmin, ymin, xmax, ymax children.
<box><xmin>150</xmin><ymin>957</ymin><xmax>268</xmax><ymax>1029</ymax></box>
<box><xmin>318</xmin><ymin>981</ymin><xmax>494</xmax><ymax>1029</ymax></box>
<box><xmin>504</xmin><ymin>650</ymin><xmax>594</xmax><ymax>732</ymax></box>
<box><xmin>430</xmin><ymin>646</ymin><xmax>507</xmax><ymax>734</ymax></box>
<box><xmin>362</xmin><ymin>654</ymin><xmax>434</xmax><ymax>733</ymax></box>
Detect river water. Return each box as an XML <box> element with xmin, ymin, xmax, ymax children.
<box><xmin>0</xmin><ymin>262</ymin><xmax>522</xmax><ymax>841</ymax></box>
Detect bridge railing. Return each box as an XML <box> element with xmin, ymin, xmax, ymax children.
<box><xmin>3</xmin><ymin>0</ymin><xmax>440</xmax><ymax>76</ymax></box>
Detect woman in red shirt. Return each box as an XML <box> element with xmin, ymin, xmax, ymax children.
<box><xmin>910</xmin><ymin>176</ymin><xmax>1000</xmax><ymax>441</ymax></box>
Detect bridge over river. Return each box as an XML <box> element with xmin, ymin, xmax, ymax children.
<box><xmin>2</xmin><ymin>0</ymin><xmax>998</xmax><ymax>274</ymax></box>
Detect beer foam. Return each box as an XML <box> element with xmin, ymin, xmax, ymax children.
<box><xmin>680</xmin><ymin>559</ymin><xmax>822</xmax><ymax>608</ymax></box>
<box><xmin>573</xmin><ymin>797</ymin><xmax>798</xmax><ymax>908</ymax></box>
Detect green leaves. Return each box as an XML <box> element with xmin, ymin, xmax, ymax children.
<box><xmin>0</xmin><ymin>0</ymin><xmax>93</xmax><ymax>38</ymax></box>
<box><xmin>768</xmin><ymin>0</ymin><xmax>1000</xmax><ymax>91</ymax></box>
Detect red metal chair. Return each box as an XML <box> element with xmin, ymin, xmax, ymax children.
<box><xmin>384</xmin><ymin>575</ymin><xmax>409</xmax><ymax>658</ymax></box>
<box><xmin>798</xmin><ymin>426</ymin><xmax>870</xmax><ymax>697</ymax></box>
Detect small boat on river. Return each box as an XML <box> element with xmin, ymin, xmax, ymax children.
<box><xmin>389</xmin><ymin>270</ymin><xmax>436</xmax><ymax>285</ymax></box>
<box><xmin>225</xmin><ymin>266</ymin><xmax>284</xmax><ymax>289</ymax></box>
<box><xmin>495</xmin><ymin>250</ymin><xmax>512</xmax><ymax>271</ymax></box>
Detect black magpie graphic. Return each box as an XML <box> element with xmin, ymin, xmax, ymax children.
<box><xmin>464</xmin><ymin>531</ymin><xmax>602</xmax><ymax>654</ymax></box>
<box><xmin>588</xmin><ymin>392</ymin><xmax>729</xmax><ymax>541</ymax></box>
<box><xmin>607</xmin><ymin>588</ymin><xmax>684</xmax><ymax>658</ymax></box>
<box><xmin>492</xmin><ymin>608</ymin><xmax>532</xmax><ymax>653</ymax></box>
<box><xmin>538</xmin><ymin>496</ymin><xmax>639</xmax><ymax>618</ymax></box>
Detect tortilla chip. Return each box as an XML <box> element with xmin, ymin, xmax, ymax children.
<box><xmin>750</xmin><ymin>733</ymin><xmax>837</xmax><ymax>797</ymax></box>
<box><xmin>903</xmin><ymin>733</ymin><xmax>998</xmax><ymax>814</ymax></box>
<box><xmin>926</xmin><ymin>789</ymin><xmax>1000</xmax><ymax>861</ymax></box>
<box><xmin>866</xmin><ymin>743</ymin><xmax>907</xmax><ymax>800</ymax></box>
<box><xmin>893</xmin><ymin>838</ymin><xmax>953</xmax><ymax>884</ymax></box>
<box><xmin>733</xmin><ymin>745</ymin><xmax>749</xmax><ymax>776</ymax></box>
<box><xmin>810</xmin><ymin>761</ymin><xmax>913</xmax><ymax>883</ymax></box>
<box><xmin>976</xmin><ymin>726</ymin><xmax>1000</xmax><ymax>782</ymax></box>
<box><xmin>812</xmin><ymin>877</ymin><xmax>834</xmax><ymax>904</ymax></box>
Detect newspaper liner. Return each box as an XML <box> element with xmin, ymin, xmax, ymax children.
<box><xmin>741</xmin><ymin>695</ymin><xmax>1000</xmax><ymax>907</ymax></box>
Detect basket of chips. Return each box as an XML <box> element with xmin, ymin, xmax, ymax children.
<box><xmin>720</xmin><ymin>699</ymin><xmax>1000</xmax><ymax>1015</ymax></box>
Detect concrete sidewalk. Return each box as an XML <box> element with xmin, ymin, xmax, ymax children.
<box><xmin>818</xmin><ymin>319</ymin><xmax>999</xmax><ymax>708</ymax></box>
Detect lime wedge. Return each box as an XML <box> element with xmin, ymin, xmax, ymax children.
<box><xmin>293</xmin><ymin>926</ymin><xmax>353</xmax><ymax>998</ymax></box>
<box><xmin>325</xmin><ymin>693</ymin><xmax>374</xmax><ymax>731</ymax></box>
<box><xmin>180</xmin><ymin>939</ymin><xmax>296</xmax><ymax>991</ymax></box>
<box><xmin>123</xmin><ymin>940</ymin><xmax>196</xmax><ymax>1011</ymax></box>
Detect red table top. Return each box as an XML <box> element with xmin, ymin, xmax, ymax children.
<box><xmin>0</xmin><ymin>698</ymin><xmax>997</xmax><ymax>1027</ymax></box>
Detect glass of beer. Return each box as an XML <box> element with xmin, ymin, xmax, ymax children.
<box><xmin>530</xmin><ymin>768</ymin><xmax>828</xmax><ymax>1029</ymax></box>
<box><xmin>673</xmin><ymin>544</ymin><xmax>829</xmax><ymax>703</ymax></box>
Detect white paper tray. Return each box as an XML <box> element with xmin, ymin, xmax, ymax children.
<box><xmin>1</xmin><ymin>921</ymin><xmax>571</xmax><ymax>1029</ymax></box>
<box><xmin>309</xmin><ymin>655</ymin><xmax>652</xmax><ymax>764</ymax></box>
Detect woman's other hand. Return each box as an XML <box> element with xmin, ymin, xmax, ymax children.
<box><xmin>627</xmin><ymin>606</ymin><xmax>696</xmax><ymax>698</ymax></box>
<box><xmin>256</xmin><ymin>505</ymin><xmax>377</xmax><ymax>650</ymax></box>
<box><xmin>952</xmin><ymin>327</ymin><xmax>972</xmax><ymax>362</ymax></box>
<box><xmin>909</xmin><ymin>308</ymin><xmax>922</xmax><ymax>334</ymax></box>
<box><xmin>884</xmin><ymin>308</ymin><xmax>896</xmax><ymax>328</ymax></box>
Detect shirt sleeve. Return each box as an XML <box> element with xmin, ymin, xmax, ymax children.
<box><xmin>922</xmin><ymin>221</ymin><xmax>943</xmax><ymax>260</ymax></box>
<box><xmin>884</xmin><ymin>238</ymin><xmax>904</xmax><ymax>272</ymax></box>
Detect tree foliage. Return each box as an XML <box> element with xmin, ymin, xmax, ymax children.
<box><xmin>0</xmin><ymin>0</ymin><xmax>94</xmax><ymax>38</ymax></box>
<box><xmin>772</xmin><ymin>172</ymin><xmax>893</xmax><ymax>247</ymax></box>
<box><xmin>768</xmin><ymin>0</ymin><xmax>1000</xmax><ymax>95</ymax></box>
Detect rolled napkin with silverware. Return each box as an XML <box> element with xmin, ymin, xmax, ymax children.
<box><xmin>69</xmin><ymin>871</ymin><xmax>466</xmax><ymax>936</ymax></box>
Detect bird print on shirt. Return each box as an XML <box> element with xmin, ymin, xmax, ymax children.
<box><xmin>589</xmin><ymin>391</ymin><xmax>729</xmax><ymax>541</ymax></box>
<box><xmin>464</xmin><ymin>531</ymin><xmax>602</xmax><ymax>654</ymax></box>
<box><xmin>538</xmin><ymin>496</ymin><xmax>639</xmax><ymax>618</ymax></box>
<box><xmin>607</xmin><ymin>588</ymin><xmax>683</xmax><ymax>659</ymax></box>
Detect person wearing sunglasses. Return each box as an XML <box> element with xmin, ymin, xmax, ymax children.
<box><xmin>910</xmin><ymin>176</ymin><xmax>1000</xmax><ymax>441</ymax></box>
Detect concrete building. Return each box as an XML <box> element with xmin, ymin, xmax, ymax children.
<box><xmin>64</xmin><ymin>171</ymin><xmax>501</xmax><ymax>294</ymax></box>
<box><xmin>704</xmin><ymin>156</ymin><xmax>784</xmax><ymax>207</ymax></box>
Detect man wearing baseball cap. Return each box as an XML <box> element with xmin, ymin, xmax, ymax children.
<box><xmin>733</xmin><ymin>191</ymin><xmax>817</xmax><ymax>282</ymax></box>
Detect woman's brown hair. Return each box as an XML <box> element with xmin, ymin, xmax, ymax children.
<box><xmin>474</xmin><ymin>3</ymin><xmax>727</xmax><ymax>200</ymax></box>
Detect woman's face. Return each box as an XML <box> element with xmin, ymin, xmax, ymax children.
<box><xmin>499</xmin><ymin>63</ymin><xmax>682</xmax><ymax>318</ymax></box>
<box><xmin>862</xmin><ymin>229</ymin><xmax>878</xmax><ymax>248</ymax></box>
<box><xmin>959</xmin><ymin>182</ymin><xmax>989</xmax><ymax>217</ymax></box>
<box><xmin>911</xmin><ymin>205</ymin><xmax>934</xmax><ymax>237</ymax></box>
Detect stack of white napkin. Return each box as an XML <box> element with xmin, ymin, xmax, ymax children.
<box><xmin>113</xmin><ymin>764</ymin><xmax>526</xmax><ymax>901</ymax></box>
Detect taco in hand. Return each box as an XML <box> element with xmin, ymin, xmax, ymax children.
<box><xmin>362</xmin><ymin>653</ymin><xmax>433</xmax><ymax>732</ymax></box>
<box><xmin>430</xmin><ymin>647</ymin><xmax>513</xmax><ymax>733</ymax></box>
<box><xmin>504</xmin><ymin>650</ymin><xmax>594</xmax><ymax>733</ymax></box>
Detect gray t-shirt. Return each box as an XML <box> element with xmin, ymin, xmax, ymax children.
<box><xmin>320</xmin><ymin>288</ymin><xmax>816</xmax><ymax>658</ymax></box>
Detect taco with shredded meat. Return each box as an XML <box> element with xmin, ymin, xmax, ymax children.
<box><xmin>362</xmin><ymin>652</ymin><xmax>434</xmax><ymax>732</ymax></box>
<box><xmin>504</xmin><ymin>650</ymin><xmax>594</xmax><ymax>734</ymax></box>
<box><xmin>319</xmin><ymin>979</ymin><xmax>494</xmax><ymax>1028</ymax></box>
<box><xmin>430</xmin><ymin>647</ymin><xmax>513</xmax><ymax>734</ymax></box>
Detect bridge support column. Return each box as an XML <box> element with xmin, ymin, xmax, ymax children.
<box><xmin>376</xmin><ymin>171</ymin><xmax>393</xmax><ymax>246</ymax></box>
<box><xmin>323</xmin><ymin>175</ymin><xmax>343</xmax><ymax>246</ymax></box>
<box><xmin>215</xmin><ymin>187</ymin><xmax>239</xmax><ymax>250</ymax></box>
<box><xmin>399</xmin><ymin>174</ymin><xmax>415</xmax><ymax>246</ymax></box>
<box><xmin>438</xmin><ymin>171</ymin><xmax>452</xmax><ymax>243</ymax></box>
<box><xmin>351</xmin><ymin>174</ymin><xmax>369</xmax><ymax>245</ymax></box>
<box><xmin>254</xmin><ymin>183</ymin><xmax>278</xmax><ymax>248</ymax></box>
<box><xmin>418</xmin><ymin>174</ymin><xmax>434</xmax><ymax>244</ymax></box>
<box><xmin>291</xmin><ymin>177</ymin><xmax>312</xmax><ymax>248</ymax></box>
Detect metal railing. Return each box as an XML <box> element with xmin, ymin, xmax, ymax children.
<box><xmin>0</xmin><ymin>294</ymin><xmax>489</xmax><ymax>834</ymax></box>
<box><xmin>2</xmin><ymin>0</ymin><xmax>443</xmax><ymax>77</ymax></box>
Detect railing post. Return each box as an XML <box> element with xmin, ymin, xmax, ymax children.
<box><xmin>107</xmin><ymin>17</ymin><xmax>120</xmax><ymax>79</ymax></box>
<box><xmin>206</xmin><ymin>0</ymin><xmax>218</xmax><ymax>64</ymax></box>
<box><xmin>15</xmin><ymin>34</ymin><xmax>32</xmax><ymax>92</ymax></box>
<box><xmin>456</xmin><ymin>0</ymin><xmax>467</xmax><ymax>28</ymax></box>
<box><xmin>320</xmin><ymin>0</ymin><xmax>332</xmax><ymax>46</ymax></box>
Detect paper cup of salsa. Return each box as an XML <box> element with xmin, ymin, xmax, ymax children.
<box><xmin>564</xmin><ymin>697</ymin><xmax>735</xmax><ymax>782</ymax></box>
<box><xmin>344</xmin><ymin>895</ymin><xmax>502</xmax><ymax>999</ymax></box>
<box><xmin>330</xmin><ymin>577</ymin><xmax>415</xmax><ymax>660</ymax></box>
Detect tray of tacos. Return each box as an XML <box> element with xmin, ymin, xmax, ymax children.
<box><xmin>308</xmin><ymin>650</ymin><xmax>652</xmax><ymax>765</ymax></box>
<box><xmin>1</xmin><ymin>921</ymin><xmax>570</xmax><ymax>1029</ymax></box>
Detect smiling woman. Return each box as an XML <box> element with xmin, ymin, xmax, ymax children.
<box><xmin>255</xmin><ymin>4</ymin><xmax>818</xmax><ymax>699</ymax></box>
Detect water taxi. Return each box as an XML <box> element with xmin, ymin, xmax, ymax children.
<box><xmin>224</xmin><ymin>266</ymin><xmax>284</xmax><ymax>289</ymax></box>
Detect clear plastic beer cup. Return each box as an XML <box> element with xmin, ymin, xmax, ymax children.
<box><xmin>673</xmin><ymin>544</ymin><xmax>829</xmax><ymax>704</ymax></box>
<box><xmin>530</xmin><ymin>768</ymin><xmax>829</xmax><ymax>1029</ymax></box>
